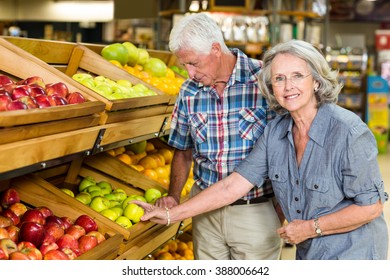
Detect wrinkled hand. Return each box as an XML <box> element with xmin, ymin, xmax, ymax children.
<box><xmin>155</xmin><ymin>196</ymin><xmax>179</xmax><ymax>208</ymax></box>
<box><xmin>277</xmin><ymin>219</ymin><xmax>312</xmax><ymax>245</ymax></box>
<box><xmin>131</xmin><ymin>200</ymin><xmax>168</xmax><ymax>225</ymax></box>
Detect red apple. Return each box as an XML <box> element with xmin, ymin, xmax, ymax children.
<box><xmin>0</xmin><ymin>248</ymin><xmax>9</xmax><ymax>260</ymax></box>
<box><xmin>2</xmin><ymin>208</ymin><xmax>20</xmax><ymax>225</ymax></box>
<box><xmin>19</xmin><ymin>221</ymin><xmax>45</xmax><ymax>248</ymax></box>
<box><xmin>60</xmin><ymin>247</ymin><xmax>78</xmax><ymax>260</ymax></box>
<box><xmin>20</xmin><ymin>209</ymin><xmax>45</xmax><ymax>225</ymax></box>
<box><xmin>9</xmin><ymin>251</ymin><xmax>30</xmax><ymax>260</ymax></box>
<box><xmin>56</xmin><ymin>233</ymin><xmax>79</xmax><ymax>250</ymax></box>
<box><xmin>43</xmin><ymin>249</ymin><xmax>69</xmax><ymax>260</ymax></box>
<box><xmin>45</xmin><ymin>215</ymin><xmax>65</xmax><ymax>229</ymax></box>
<box><xmin>67</xmin><ymin>92</ymin><xmax>86</xmax><ymax>104</ymax></box>
<box><xmin>11</xmin><ymin>85</ymin><xmax>30</xmax><ymax>99</ymax></box>
<box><xmin>86</xmin><ymin>231</ymin><xmax>106</xmax><ymax>244</ymax></box>
<box><xmin>8</xmin><ymin>202</ymin><xmax>28</xmax><ymax>217</ymax></box>
<box><xmin>0</xmin><ymin>227</ymin><xmax>10</xmax><ymax>239</ymax></box>
<box><xmin>46</xmin><ymin>82</ymin><xmax>69</xmax><ymax>98</ymax></box>
<box><xmin>0</xmin><ymin>74</ymin><xmax>14</xmax><ymax>86</ymax></box>
<box><xmin>6</xmin><ymin>225</ymin><xmax>20</xmax><ymax>243</ymax></box>
<box><xmin>78</xmin><ymin>234</ymin><xmax>98</xmax><ymax>254</ymax></box>
<box><xmin>6</xmin><ymin>100</ymin><xmax>28</xmax><ymax>110</ymax></box>
<box><xmin>44</xmin><ymin>222</ymin><xmax>65</xmax><ymax>242</ymax></box>
<box><xmin>39</xmin><ymin>241</ymin><xmax>59</xmax><ymax>256</ymax></box>
<box><xmin>17</xmin><ymin>241</ymin><xmax>43</xmax><ymax>260</ymax></box>
<box><xmin>74</xmin><ymin>215</ymin><xmax>98</xmax><ymax>233</ymax></box>
<box><xmin>29</xmin><ymin>85</ymin><xmax>46</xmax><ymax>97</ymax></box>
<box><xmin>18</xmin><ymin>95</ymin><xmax>38</xmax><ymax>109</ymax></box>
<box><xmin>35</xmin><ymin>206</ymin><xmax>53</xmax><ymax>219</ymax></box>
<box><xmin>0</xmin><ymin>93</ymin><xmax>12</xmax><ymax>111</ymax></box>
<box><xmin>0</xmin><ymin>188</ymin><xmax>21</xmax><ymax>209</ymax></box>
<box><xmin>0</xmin><ymin>238</ymin><xmax>18</xmax><ymax>259</ymax></box>
<box><xmin>22</xmin><ymin>76</ymin><xmax>46</xmax><ymax>88</ymax></box>
<box><xmin>34</xmin><ymin>94</ymin><xmax>51</xmax><ymax>108</ymax></box>
<box><xmin>60</xmin><ymin>216</ymin><xmax>74</xmax><ymax>230</ymax></box>
<box><xmin>47</xmin><ymin>95</ymin><xmax>68</xmax><ymax>106</ymax></box>
<box><xmin>65</xmin><ymin>224</ymin><xmax>86</xmax><ymax>240</ymax></box>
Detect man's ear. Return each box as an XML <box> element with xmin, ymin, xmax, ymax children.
<box><xmin>211</xmin><ymin>42</ymin><xmax>222</xmax><ymax>57</ymax></box>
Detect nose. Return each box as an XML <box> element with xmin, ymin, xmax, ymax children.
<box><xmin>186</xmin><ymin>65</ymin><xmax>196</xmax><ymax>79</ymax></box>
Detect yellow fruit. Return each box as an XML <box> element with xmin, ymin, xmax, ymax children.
<box><xmin>106</xmin><ymin>149</ymin><xmax>116</xmax><ymax>157</ymax></box>
<box><xmin>138</xmin><ymin>155</ymin><xmax>158</xmax><ymax>169</ymax></box>
<box><xmin>114</xmin><ymin>146</ymin><xmax>126</xmax><ymax>155</ymax></box>
<box><xmin>142</xmin><ymin>169</ymin><xmax>159</xmax><ymax>181</ymax></box>
<box><xmin>157</xmin><ymin>148</ymin><xmax>173</xmax><ymax>164</ymax></box>
<box><xmin>177</xmin><ymin>241</ymin><xmax>188</xmax><ymax>252</ymax></box>
<box><xmin>167</xmin><ymin>240</ymin><xmax>178</xmax><ymax>253</ymax></box>
<box><xmin>186</xmin><ymin>241</ymin><xmax>193</xmax><ymax>251</ymax></box>
<box><xmin>182</xmin><ymin>249</ymin><xmax>194</xmax><ymax>260</ymax></box>
<box><xmin>157</xmin><ymin>177</ymin><xmax>169</xmax><ymax>188</ymax></box>
<box><xmin>109</xmin><ymin>60</ymin><xmax>123</xmax><ymax>68</ymax></box>
<box><xmin>116</xmin><ymin>153</ymin><xmax>132</xmax><ymax>165</ymax></box>
<box><xmin>150</xmin><ymin>153</ymin><xmax>165</xmax><ymax>167</ymax></box>
<box><xmin>181</xmin><ymin>188</ymin><xmax>188</xmax><ymax>197</ymax></box>
<box><xmin>157</xmin><ymin>252</ymin><xmax>174</xmax><ymax>260</ymax></box>
<box><xmin>145</xmin><ymin>142</ymin><xmax>155</xmax><ymax>152</ymax></box>
<box><xmin>155</xmin><ymin>166</ymin><xmax>169</xmax><ymax>179</ymax></box>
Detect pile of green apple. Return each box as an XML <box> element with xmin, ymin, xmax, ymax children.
<box><xmin>71</xmin><ymin>73</ymin><xmax>157</xmax><ymax>100</ymax></box>
<box><xmin>60</xmin><ymin>176</ymin><xmax>163</xmax><ymax>229</ymax></box>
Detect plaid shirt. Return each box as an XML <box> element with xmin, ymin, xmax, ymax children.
<box><xmin>168</xmin><ymin>49</ymin><xmax>275</xmax><ymax>200</ymax></box>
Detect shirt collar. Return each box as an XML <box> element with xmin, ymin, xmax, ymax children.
<box><xmin>280</xmin><ymin>103</ymin><xmax>334</xmax><ymax>147</ymax></box>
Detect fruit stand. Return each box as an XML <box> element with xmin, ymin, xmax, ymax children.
<box><xmin>0</xmin><ymin>36</ymin><xmax>192</xmax><ymax>260</ymax></box>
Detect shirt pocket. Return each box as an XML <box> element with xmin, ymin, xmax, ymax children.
<box><xmin>239</xmin><ymin>108</ymin><xmax>267</xmax><ymax>141</ymax></box>
<box><xmin>268</xmin><ymin>166</ymin><xmax>289</xmax><ymax>212</ymax></box>
<box><xmin>305</xmin><ymin>178</ymin><xmax>332</xmax><ymax>208</ymax></box>
<box><xmin>189</xmin><ymin>113</ymin><xmax>207</xmax><ymax>144</ymax></box>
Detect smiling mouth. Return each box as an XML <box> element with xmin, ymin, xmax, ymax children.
<box><xmin>285</xmin><ymin>94</ymin><xmax>300</xmax><ymax>99</ymax></box>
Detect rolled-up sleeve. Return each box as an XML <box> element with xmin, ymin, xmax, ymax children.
<box><xmin>341</xmin><ymin>123</ymin><xmax>386</xmax><ymax>205</ymax></box>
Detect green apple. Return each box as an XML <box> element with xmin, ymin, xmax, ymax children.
<box><xmin>78</xmin><ymin>176</ymin><xmax>96</xmax><ymax>192</ymax></box>
<box><xmin>86</xmin><ymin>185</ymin><xmax>101</xmax><ymax>193</ymax></box>
<box><xmin>123</xmin><ymin>203</ymin><xmax>144</xmax><ymax>223</ymax></box>
<box><xmin>112</xmin><ymin>191</ymin><xmax>127</xmax><ymax>202</ymax></box>
<box><xmin>114</xmin><ymin>188</ymin><xmax>126</xmax><ymax>194</ymax></box>
<box><xmin>80</xmin><ymin>78</ymin><xmax>95</xmax><ymax>89</ymax></box>
<box><xmin>60</xmin><ymin>188</ymin><xmax>74</xmax><ymax>197</ymax></box>
<box><xmin>100</xmin><ymin>208</ymin><xmax>119</xmax><ymax>221</ymax></box>
<box><xmin>132</xmin><ymin>83</ymin><xmax>148</xmax><ymax>93</ymax></box>
<box><xmin>75</xmin><ymin>192</ymin><xmax>92</xmax><ymax>205</ymax></box>
<box><xmin>110</xmin><ymin>206</ymin><xmax>124</xmax><ymax>217</ymax></box>
<box><xmin>144</xmin><ymin>188</ymin><xmax>162</xmax><ymax>204</ymax></box>
<box><xmin>104</xmin><ymin>193</ymin><xmax>117</xmax><ymax>201</ymax></box>
<box><xmin>116</xmin><ymin>79</ymin><xmax>132</xmax><ymax>88</ymax></box>
<box><xmin>97</xmin><ymin>181</ymin><xmax>112</xmax><ymax>195</ymax></box>
<box><xmin>89</xmin><ymin>196</ymin><xmax>111</xmax><ymax>213</ymax></box>
<box><xmin>109</xmin><ymin>200</ymin><xmax>121</xmax><ymax>208</ymax></box>
<box><xmin>121</xmin><ymin>195</ymin><xmax>146</xmax><ymax>209</ymax></box>
<box><xmin>115</xmin><ymin>216</ymin><xmax>132</xmax><ymax>229</ymax></box>
<box><xmin>122</xmin><ymin>42</ymin><xmax>139</xmax><ymax>66</ymax></box>
<box><xmin>72</xmin><ymin>73</ymin><xmax>93</xmax><ymax>82</ymax></box>
<box><xmin>89</xmin><ymin>190</ymin><xmax>103</xmax><ymax>198</ymax></box>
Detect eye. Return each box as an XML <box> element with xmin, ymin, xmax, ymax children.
<box><xmin>292</xmin><ymin>73</ymin><xmax>304</xmax><ymax>80</ymax></box>
<box><xmin>274</xmin><ymin>75</ymin><xmax>285</xmax><ymax>82</ymax></box>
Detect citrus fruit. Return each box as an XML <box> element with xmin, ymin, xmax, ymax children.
<box><xmin>122</xmin><ymin>42</ymin><xmax>139</xmax><ymax>66</ymax></box>
<box><xmin>116</xmin><ymin>153</ymin><xmax>132</xmax><ymax>165</ymax></box>
<box><xmin>101</xmin><ymin>43</ymin><xmax>129</xmax><ymax>66</ymax></box>
<box><xmin>138</xmin><ymin>155</ymin><xmax>158</xmax><ymax>169</ymax></box>
<box><xmin>143</xmin><ymin>58</ymin><xmax>167</xmax><ymax>77</ymax></box>
<box><xmin>141</xmin><ymin>169</ymin><xmax>159</xmax><ymax>181</ymax></box>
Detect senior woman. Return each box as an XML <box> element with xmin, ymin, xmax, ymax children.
<box><xmin>133</xmin><ymin>40</ymin><xmax>388</xmax><ymax>260</ymax></box>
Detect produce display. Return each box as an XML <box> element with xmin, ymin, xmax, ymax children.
<box><xmin>71</xmin><ymin>73</ymin><xmax>158</xmax><ymax>100</ymax></box>
<box><xmin>0</xmin><ymin>188</ymin><xmax>105</xmax><ymax>260</ymax></box>
<box><xmin>0</xmin><ymin>74</ymin><xmax>86</xmax><ymax>111</ymax></box>
<box><xmin>60</xmin><ymin>176</ymin><xmax>164</xmax><ymax>230</ymax></box>
<box><xmin>107</xmin><ymin>140</ymin><xmax>194</xmax><ymax>197</ymax></box>
<box><xmin>101</xmin><ymin>42</ymin><xmax>187</xmax><ymax>96</ymax></box>
<box><xmin>146</xmin><ymin>236</ymin><xmax>194</xmax><ymax>260</ymax></box>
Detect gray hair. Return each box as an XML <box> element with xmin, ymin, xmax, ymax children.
<box><xmin>169</xmin><ymin>13</ymin><xmax>230</xmax><ymax>55</ymax></box>
<box><xmin>258</xmin><ymin>40</ymin><xmax>342</xmax><ymax>114</ymax></box>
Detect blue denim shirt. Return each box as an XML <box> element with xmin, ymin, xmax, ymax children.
<box><xmin>235</xmin><ymin>103</ymin><xmax>388</xmax><ymax>259</ymax></box>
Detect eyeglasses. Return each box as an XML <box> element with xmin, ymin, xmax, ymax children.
<box><xmin>271</xmin><ymin>73</ymin><xmax>312</xmax><ymax>87</ymax></box>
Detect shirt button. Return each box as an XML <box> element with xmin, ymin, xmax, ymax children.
<box><xmin>250</xmin><ymin>117</ymin><xmax>255</xmax><ymax>121</ymax></box>
<box><xmin>296</xmin><ymin>210</ymin><xmax>301</xmax><ymax>214</ymax></box>
<box><xmin>275</xmin><ymin>174</ymin><xmax>279</xmax><ymax>179</ymax></box>
<box><xmin>294</xmin><ymin>197</ymin><xmax>299</xmax><ymax>201</ymax></box>
<box><xmin>295</xmin><ymin>180</ymin><xmax>299</xmax><ymax>185</ymax></box>
<box><xmin>314</xmin><ymin>184</ymin><xmax>319</xmax><ymax>189</ymax></box>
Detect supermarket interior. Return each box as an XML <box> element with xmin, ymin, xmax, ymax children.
<box><xmin>0</xmin><ymin>0</ymin><xmax>389</xmax><ymax>261</ymax></box>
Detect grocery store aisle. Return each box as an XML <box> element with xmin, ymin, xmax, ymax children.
<box><xmin>281</xmin><ymin>145</ymin><xmax>390</xmax><ymax>260</ymax></box>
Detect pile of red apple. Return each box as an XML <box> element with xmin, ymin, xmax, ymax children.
<box><xmin>0</xmin><ymin>188</ymin><xmax>106</xmax><ymax>260</ymax></box>
<box><xmin>0</xmin><ymin>74</ymin><xmax>86</xmax><ymax>111</ymax></box>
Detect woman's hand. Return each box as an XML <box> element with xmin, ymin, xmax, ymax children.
<box><xmin>277</xmin><ymin>219</ymin><xmax>314</xmax><ymax>245</ymax></box>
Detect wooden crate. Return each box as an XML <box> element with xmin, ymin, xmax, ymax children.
<box><xmin>0</xmin><ymin>37</ymin><xmax>106</xmax><ymax>146</ymax></box>
<box><xmin>9</xmin><ymin>174</ymin><xmax>124</xmax><ymax>260</ymax></box>
<box><xmin>0</xmin><ymin>126</ymin><xmax>102</xmax><ymax>175</ymax></box>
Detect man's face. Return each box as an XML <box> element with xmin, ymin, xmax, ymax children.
<box><xmin>176</xmin><ymin>45</ymin><xmax>220</xmax><ymax>86</ymax></box>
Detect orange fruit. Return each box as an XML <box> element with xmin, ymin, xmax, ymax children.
<box><xmin>157</xmin><ymin>148</ymin><xmax>173</xmax><ymax>164</ymax></box>
<box><xmin>155</xmin><ymin>166</ymin><xmax>169</xmax><ymax>179</ymax></box>
<box><xmin>109</xmin><ymin>60</ymin><xmax>123</xmax><ymax>68</ymax></box>
<box><xmin>156</xmin><ymin>252</ymin><xmax>174</xmax><ymax>260</ymax></box>
<box><xmin>177</xmin><ymin>241</ymin><xmax>188</xmax><ymax>252</ymax></box>
<box><xmin>157</xmin><ymin>177</ymin><xmax>169</xmax><ymax>188</ymax></box>
<box><xmin>145</xmin><ymin>142</ymin><xmax>155</xmax><ymax>152</ymax></box>
<box><xmin>130</xmin><ymin>164</ymin><xmax>144</xmax><ymax>172</ymax></box>
<box><xmin>150</xmin><ymin>153</ymin><xmax>165</xmax><ymax>167</ymax></box>
<box><xmin>142</xmin><ymin>169</ymin><xmax>159</xmax><ymax>181</ymax></box>
<box><xmin>138</xmin><ymin>155</ymin><xmax>158</xmax><ymax>169</ymax></box>
<box><xmin>116</xmin><ymin>153</ymin><xmax>132</xmax><ymax>165</ymax></box>
<box><xmin>106</xmin><ymin>149</ymin><xmax>116</xmax><ymax>157</ymax></box>
<box><xmin>167</xmin><ymin>240</ymin><xmax>178</xmax><ymax>253</ymax></box>
<box><xmin>114</xmin><ymin>146</ymin><xmax>126</xmax><ymax>155</ymax></box>
<box><xmin>182</xmin><ymin>249</ymin><xmax>194</xmax><ymax>260</ymax></box>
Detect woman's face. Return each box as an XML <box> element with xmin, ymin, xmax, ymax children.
<box><xmin>271</xmin><ymin>53</ymin><xmax>319</xmax><ymax>114</ymax></box>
